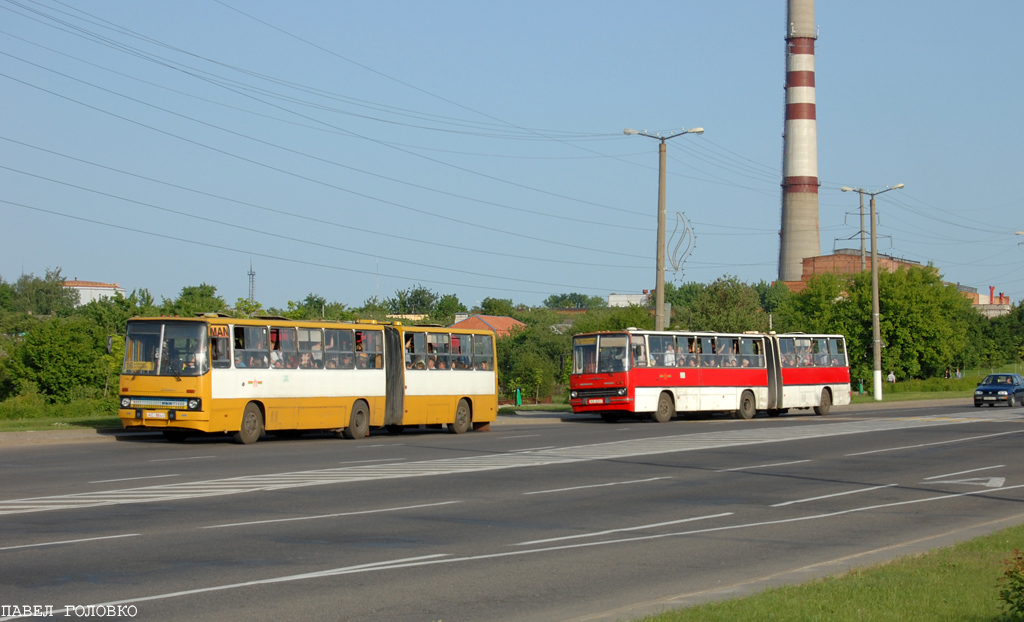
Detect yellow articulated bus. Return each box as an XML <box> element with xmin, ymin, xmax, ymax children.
<box><xmin>118</xmin><ymin>315</ymin><xmax>498</xmax><ymax>444</ymax></box>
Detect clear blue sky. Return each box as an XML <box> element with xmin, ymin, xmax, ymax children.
<box><xmin>2</xmin><ymin>0</ymin><xmax>1021</xmax><ymax>309</ymax></box>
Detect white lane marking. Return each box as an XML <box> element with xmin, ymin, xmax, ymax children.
<box><xmin>202</xmin><ymin>501</ymin><xmax>461</xmax><ymax>529</ymax></box>
<box><xmin>924</xmin><ymin>465</ymin><xmax>1005</xmax><ymax>480</ymax></box>
<box><xmin>359</xmin><ymin>444</ymin><xmax>405</xmax><ymax>448</ymax></box>
<box><xmin>524</xmin><ymin>477</ymin><xmax>671</xmax><ymax>496</ymax></box>
<box><xmin>5</xmin><ymin>554</ymin><xmax>449</xmax><ymax>620</ymax></box>
<box><xmin>89</xmin><ymin>475</ymin><xmax>180</xmax><ymax>484</ymax></box>
<box><xmin>846</xmin><ymin>430</ymin><xmax>1024</xmax><ymax>456</ymax></box>
<box><xmin>717</xmin><ymin>460</ymin><xmax>811</xmax><ymax>472</ymax></box>
<box><xmin>499</xmin><ymin>434</ymin><xmax>540</xmax><ymax>440</ymax></box>
<box><xmin>771</xmin><ymin>484</ymin><xmax>898</xmax><ymax>507</ymax></box>
<box><xmin>514</xmin><ymin>513</ymin><xmax>733</xmax><ymax>546</ymax></box>
<box><xmin>509</xmin><ymin>446</ymin><xmax>557</xmax><ymax>453</ymax></box>
<box><xmin>1</xmin><ymin>412</ymin><xmax>1018</xmax><ymax>516</ymax></box>
<box><xmin>925</xmin><ymin>477</ymin><xmax>1006</xmax><ymax>488</ymax></box>
<box><xmin>337</xmin><ymin>458</ymin><xmax>407</xmax><ymax>465</ymax></box>
<box><xmin>40</xmin><ymin>483</ymin><xmax>1024</xmax><ymax>616</ymax></box>
<box><xmin>0</xmin><ymin>533</ymin><xmax>140</xmax><ymax>551</ymax></box>
<box><xmin>148</xmin><ymin>456</ymin><xmax>216</xmax><ymax>463</ymax></box>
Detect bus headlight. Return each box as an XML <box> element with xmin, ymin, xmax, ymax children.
<box><xmin>187</xmin><ymin>399</ymin><xmax>201</xmax><ymax>410</ymax></box>
<box><xmin>617</xmin><ymin>388</ymin><xmax>627</xmax><ymax>396</ymax></box>
<box><xmin>120</xmin><ymin>397</ymin><xmax>131</xmax><ymax>409</ymax></box>
<box><xmin>570</xmin><ymin>391</ymin><xmax>578</xmax><ymax>399</ymax></box>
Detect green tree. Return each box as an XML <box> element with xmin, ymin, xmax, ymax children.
<box><xmin>506</xmin><ymin>350</ymin><xmax>555</xmax><ymax>402</ymax></box>
<box><xmin>6</xmin><ymin>268</ymin><xmax>79</xmax><ymax>316</ymax></box>
<box><xmin>479</xmin><ymin>297</ymin><xmax>516</xmax><ymax>317</ymax></box>
<box><xmin>233</xmin><ymin>297</ymin><xmax>264</xmax><ymax>318</ymax></box>
<box><xmin>386</xmin><ymin>285</ymin><xmax>438</xmax><ymax>315</ymax></box>
<box><xmin>781</xmin><ymin>266</ymin><xmax>981</xmax><ymax>382</ymax></box>
<box><xmin>664</xmin><ymin>281</ymin><xmax>704</xmax><ymax>312</ymax></box>
<box><xmin>570</xmin><ymin>305</ymin><xmax>653</xmax><ymax>334</ymax></box>
<box><xmin>753</xmin><ymin>279</ymin><xmax>794</xmax><ymax>319</ymax></box>
<box><xmin>542</xmin><ymin>293</ymin><xmax>606</xmax><ymax>310</ymax></box>
<box><xmin>675</xmin><ymin>276</ymin><xmax>767</xmax><ymax>332</ymax></box>
<box><xmin>161</xmin><ymin>284</ymin><xmax>227</xmax><ymax>317</ymax></box>
<box><xmin>431</xmin><ymin>294</ymin><xmax>466</xmax><ymax>326</ymax></box>
<box><xmin>2</xmin><ymin>316</ymin><xmax>106</xmax><ymax>402</ymax></box>
<box><xmin>356</xmin><ymin>296</ymin><xmax>390</xmax><ymax>321</ymax></box>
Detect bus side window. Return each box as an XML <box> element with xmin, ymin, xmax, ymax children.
<box><xmin>813</xmin><ymin>338</ymin><xmax>829</xmax><ymax>366</ymax></box>
<box><xmin>700</xmin><ymin>337</ymin><xmax>716</xmax><ymax>367</ymax></box>
<box><xmin>631</xmin><ymin>335</ymin><xmax>648</xmax><ymax>367</ymax></box>
<box><xmin>211</xmin><ymin>336</ymin><xmax>230</xmax><ymax>369</ymax></box>
<box><xmin>829</xmin><ymin>338</ymin><xmax>846</xmax><ymax>367</ymax></box>
<box><xmin>474</xmin><ymin>334</ymin><xmax>494</xmax><ymax>371</ymax></box>
<box><xmin>779</xmin><ymin>338</ymin><xmax>796</xmax><ymax>368</ymax></box>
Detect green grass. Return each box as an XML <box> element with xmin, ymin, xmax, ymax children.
<box><xmin>498</xmin><ymin>403</ymin><xmax>572</xmax><ymax>415</ymax></box>
<box><xmin>639</xmin><ymin>523</ymin><xmax>1024</xmax><ymax>622</ymax></box>
<box><xmin>850</xmin><ymin>391</ymin><xmax>972</xmax><ymax>404</ymax></box>
<box><xmin>0</xmin><ymin>416</ymin><xmax>121</xmax><ymax>432</ymax></box>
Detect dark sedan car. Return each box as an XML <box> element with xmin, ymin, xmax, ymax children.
<box><xmin>974</xmin><ymin>373</ymin><xmax>1024</xmax><ymax>407</ymax></box>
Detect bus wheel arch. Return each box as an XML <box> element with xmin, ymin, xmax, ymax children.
<box><xmin>233</xmin><ymin>402</ymin><xmax>264</xmax><ymax>445</ymax></box>
<box><xmin>736</xmin><ymin>391</ymin><xmax>756</xmax><ymax>420</ymax></box>
<box><xmin>343</xmin><ymin>400</ymin><xmax>370</xmax><ymax>439</ymax></box>
<box><xmin>653</xmin><ymin>392</ymin><xmax>675</xmax><ymax>423</ymax></box>
<box><xmin>814</xmin><ymin>388</ymin><xmax>832</xmax><ymax>416</ymax></box>
<box><xmin>449</xmin><ymin>398</ymin><xmax>472</xmax><ymax>434</ymax></box>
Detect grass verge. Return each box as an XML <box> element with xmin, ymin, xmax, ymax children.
<box><xmin>639</xmin><ymin>522</ymin><xmax>1024</xmax><ymax>622</ymax></box>
<box><xmin>0</xmin><ymin>416</ymin><xmax>121</xmax><ymax>432</ymax></box>
<box><xmin>850</xmin><ymin>391</ymin><xmax>973</xmax><ymax>404</ymax></box>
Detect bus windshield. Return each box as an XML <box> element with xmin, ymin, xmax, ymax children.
<box><xmin>572</xmin><ymin>334</ymin><xmax>629</xmax><ymax>374</ymax></box>
<box><xmin>123</xmin><ymin>321</ymin><xmax>208</xmax><ymax>376</ymax></box>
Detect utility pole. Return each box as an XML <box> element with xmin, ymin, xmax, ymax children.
<box><xmin>624</xmin><ymin>126</ymin><xmax>704</xmax><ymax>331</ymax></box>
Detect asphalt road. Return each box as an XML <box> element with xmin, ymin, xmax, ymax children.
<box><xmin>2</xmin><ymin>400</ymin><xmax>1024</xmax><ymax>622</ymax></box>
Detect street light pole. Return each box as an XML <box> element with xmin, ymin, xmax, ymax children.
<box><xmin>841</xmin><ymin>183</ymin><xmax>904</xmax><ymax>401</ymax></box>
<box><xmin>624</xmin><ymin>127</ymin><xmax>704</xmax><ymax>331</ymax></box>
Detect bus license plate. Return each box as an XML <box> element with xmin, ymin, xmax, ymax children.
<box><xmin>144</xmin><ymin>411</ymin><xmax>167</xmax><ymax>419</ymax></box>
<box><xmin>587</xmin><ymin>398</ymin><xmax>605</xmax><ymax>405</ymax></box>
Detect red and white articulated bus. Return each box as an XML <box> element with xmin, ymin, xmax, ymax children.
<box><xmin>569</xmin><ymin>329</ymin><xmax>851</xmax><ymax>422</ymax></box>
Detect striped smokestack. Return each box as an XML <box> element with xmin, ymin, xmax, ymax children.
<box><xmin>778</xmin><ymin>0</ymin><xmax>820</xmax><ymax>282</ymax></box>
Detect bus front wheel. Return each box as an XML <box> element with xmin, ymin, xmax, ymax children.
<box><xmin>233</xmin><ymin>404</ymin><xmax>263</xmax><ymax>445</ymax></box>
<box><xmin>814</xmin><ymin>390</ymin><xmax>832</xmax><ymax>416</ymax></box>
<box><xmin>653</xmin><ymin>393</ymin><xmax>674</xmax><ymax>423</ymax></box>
<box><xmin>448</xmin><ymin>399</ymin><xmax>471</xmax><ymax>434</ymax></box>
<box><xmin>343</xmin><ymin>402</ymin><xmax>370</xmax><ymax>439</ymax></box>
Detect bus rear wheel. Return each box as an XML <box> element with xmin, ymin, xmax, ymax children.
<box><xmin>736</xmin><ymin>391</ymin><xmax>756</xmax><ymax>420</ymax></box>
<box><xmin>814</xmin><ymin>389</ymin><xmax>832</xmax><ymax>416</ymax></box>
<box><xmin>343</xmin><ymin>402</ymin><xmax>370</xmax><ymax>439</ymax></box>
<box><xmin>448</xmin><ymin>399</ymin><xmax>471</xmax><ymax>434</ymax></box>
<box><xmin>653</xmin><ymin>393</ymin><xmax>674</xmax><ymax>423</ymax></box>
<box><xmin>233</xmin><ymin>404</ymin><xmax>263</xmax><ymax>445</ymax></box>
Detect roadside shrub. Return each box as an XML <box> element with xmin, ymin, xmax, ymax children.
<box><xmin>999</xmin><ymin>549</ymin><xmax>1024</xmax><ymax>620</ymax></box>
<box><xmin>0</xmin><ymin>395</ymin><xmax>117</xmax><ymax>420</ymax></box>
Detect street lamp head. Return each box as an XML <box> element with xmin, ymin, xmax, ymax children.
<box><xmin>687</xmin><ymin>127</ymin><xmax>704</xmax><ymax>135</ymax></box>
<box><xmin>623</xmin><ymin>128</ymin><xmax>639</xmax><ymax>135</ymax></box>
<box><xmin>840</xmin><ymin>186</ymin><xmax>854</xmax><ymax>192</ymax></box>
<box><xmin>892</xmin><ymin>183</ymin><xmax>905</xmax><ymax>190</ymax></box>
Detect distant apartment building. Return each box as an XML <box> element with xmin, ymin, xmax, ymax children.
<box><xmin>608</xmin><ymin>293</ymin><xmax>650</xmax><ymax>308</ymax></box>
<box><xmin>63</xmin><ymin>279</ymin><xmax>125</xmax><ymax>306</ymax></box>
